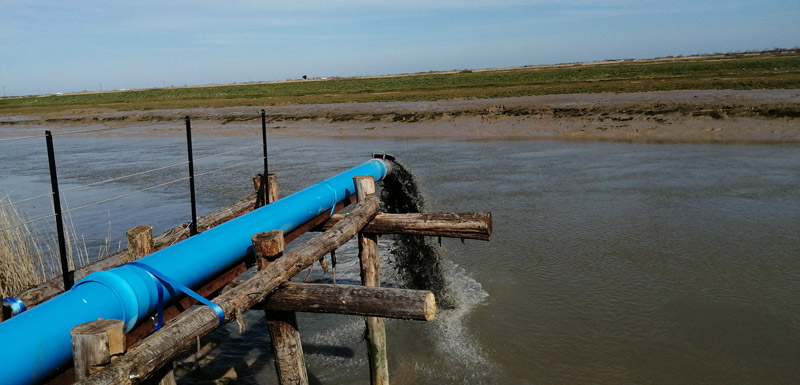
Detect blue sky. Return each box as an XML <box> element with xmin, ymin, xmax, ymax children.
<box><xmin>1</xmin><ymin>0</ymin><xmax>798</xmax><ymax>96</ymax></box>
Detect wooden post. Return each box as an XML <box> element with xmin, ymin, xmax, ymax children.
<box><xmin>354</xmin><ymin>176</ymin><xmax>389</xmax><ymax>385</ymax></box>
<box><xmin>254</xmin><ymin>173</ymin><xmax>279</xmax><ymax>208</ymax></box>
<box><xmin>71</xmin><ymin>319</ymin><xmax>125</xmax><ymax>381</ymax></box>
<box><xmin>252</xmin><ymin>230</ymin><xmax>284</xmax><ymax>270</ymax></box>
<box><xmin>125</xmin><ymin>225</ymin><xmax>154</xmax><ymax>263</ymax></box>
<box><xmin>252</xmin><ymin>230</ymin><xmax>309</xmax><ymax>385</ymax></box>
<box><xmin>267</xmin><ymin>173</ymin><xmax>279</xmax><ymax>204</ymax></box>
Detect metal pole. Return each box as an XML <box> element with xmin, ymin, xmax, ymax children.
<box><xmin>45</xmin><ymin>131</ymin><xmax>74</xmax><ymax>290</ymax></box>
<box><xmin>261</xmin><ymin>109</ymin><xmax>269</xmax><ymax>205</ymax></box>
<box><xmin>185</xmin><ymin>116</ymin><xmax>198</xmax><ymax>236</ymax></box>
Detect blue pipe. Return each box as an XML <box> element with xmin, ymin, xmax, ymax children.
<box><xmin>0</xmin><ymin>159</ymin><xmax>390</xmax><ymax>385</ymax></box>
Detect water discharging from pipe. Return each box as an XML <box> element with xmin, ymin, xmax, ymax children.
<box><xmin>379</xmin><ymin>159</ymin><xmax>454</xmax><ymax>309</ymax></box>
<box><xmin>378</xmin><ymin>159</ymin><xmax>494</xmax><ymax>382</ymax></box>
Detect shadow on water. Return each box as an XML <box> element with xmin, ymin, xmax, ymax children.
<box><xmin>175</xmin><ymin>314</ymin><xmax>355</xmax><ymax>385</ymax></box>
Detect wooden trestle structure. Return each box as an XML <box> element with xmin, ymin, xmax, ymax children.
<box><xmin>2</xmin><ymin>173</ymin><xmax>492</xmax><ymax>385</ymax></box>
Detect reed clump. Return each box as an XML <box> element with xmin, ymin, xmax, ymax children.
<box><xmin>0</xmin><ymin>197</ymin><xmax>114</xmax><ymax>299</ymax></box>
<box><xmin>0</xmin><ymin>197</ymin><xmax>46</xmax><ymax>299</ymax></box>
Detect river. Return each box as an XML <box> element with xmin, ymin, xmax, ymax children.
<box><xmin>1</xmin><ymin>130</ymin><xmax>799</xmax><ymax>384</ymax></box>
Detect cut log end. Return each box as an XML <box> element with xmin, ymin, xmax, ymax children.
<box><xmin>71</xmin><ymin>319</ymin><xmax>126</xmax><ymax>356</ymax></box>
<box><xmin>486</xmin><ymin>211</ymin><xmax>493</xmax><ymax>239</ymax></box>
<box><xmin>423</xmin><ymin>292</ymin><xmax>437</xmax><ymax>322</ymax></box>
<box><xmin>251</xmin><ymin>230</ymin><xmax>285</xmax><ymax>261</ymax></box>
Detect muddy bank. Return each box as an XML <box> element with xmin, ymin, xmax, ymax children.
<box><xmin>2</xmin><ymin>90</ymin><xmax>799</xmax><ymax>144</ymax></box>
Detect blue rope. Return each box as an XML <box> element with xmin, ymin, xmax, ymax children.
<box><xmin>128</xmin><ymin>262</ymin><xmax>225</xmax><ymax>330</ymax></box>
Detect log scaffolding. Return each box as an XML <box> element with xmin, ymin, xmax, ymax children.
<box><xmin>8</xmin><ymin>172</ymin><xmax>492</xmax><ymax>385</ymax></box>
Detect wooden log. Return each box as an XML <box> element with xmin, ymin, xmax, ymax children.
<box><xmin>252</xmin><ymin>230</ymin><xmax>309</xmax><ymax>385</ymax></box>
<box><xmin>318</xmin><ymin>212</ymin><xmax>492</xmax><ymax>240</ymax></box>
<box><xmin>125</xmin><ymin>225</ymin><xmax>154</xmax><ymax>263</ymax></box>
<box><xmin>264</xmin><ymin>282</ymin><xmax>436</xmax><ymax>321</ymax></box>
<box><xmin>15</xmin><ymin>192</ymin><xmax>258</xmax><ymax>310</ymax></box>
<box><xmin>265</xmin><ymin>311</ymin><xmax>307</xmax><ymax>385</ymax></box>
<box><xmin>354</xmin><ymin>176</ymin><xmax>390</xmax><ymax>385</ymax></box>
<box><xmin>79</xmin><ymin>195</ymin><xmax>380</xmax><ymax>385</ymax></box>
<box><xmin>70</xmin><ymin>319</ymin><xmax>125</xmax><ymax>381</ymax></box>
<box><xmin>254</xmin><ymin>173</ymin><xmax>279</xmax><ymax>208</ymax></box>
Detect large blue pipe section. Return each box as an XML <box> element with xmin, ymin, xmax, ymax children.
<box><xmin>0</xmin><ymin>159</ymin><xmax>391</xmax><ymax>385</ymax></box>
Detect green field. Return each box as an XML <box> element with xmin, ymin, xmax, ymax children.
<box><xmin>2</xmin><ymin>51</ymin><xmax>800</xmax><ymax>114</ymax></box>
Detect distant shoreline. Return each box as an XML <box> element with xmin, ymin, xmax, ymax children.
<box><xmin>2</xmin><ymin>90</ymin><xmax>798</xmax><ymax>145</ymax></box>
<box><xmin>2</xmin><ymin>50</ymin><xmax>799</xmax><ymax>115</ymax></box>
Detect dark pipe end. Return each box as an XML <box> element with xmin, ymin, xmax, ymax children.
<box><xmin>372</xmin><ymin>152</ymin><xmax>395</xmax><ymax>162</ymax></box>
<box><xmin>372</xmin><ymin>153</ymin><xmax>394</xmax><ymax>177</ymax></box>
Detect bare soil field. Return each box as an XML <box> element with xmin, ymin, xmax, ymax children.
<box><xmin>2</xmin><ymin>90</ymin><xmax>799</xmax><ymax>144</ymax></box>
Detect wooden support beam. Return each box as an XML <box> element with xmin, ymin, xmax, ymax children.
<box><xmin>252</xmin><ymin>230</ymin><xmax>309</xmax><ymax>385</ymax></box>
<box><xmin>70</xmin><ymin>319</ymin><xmax>125</xmax><ymax>381</ymax></box>
<box><xmin>79</xmin><ymin>194</ymin><xmax>380</xmax><ymax>385</ymax></box>
<box><xmin>264</xmin><ymin>282</ymin><xmax>436</xmax><ymax>321</ymax></box>
<box><xmin>318</xmin><ymin>212</ymin><xmax>492</xmax><ymax>240</ymax></box>
<box><xmin>354</xmin><ymin>176</ymin><xmax>390</xmax><ymax>385</ymax></box>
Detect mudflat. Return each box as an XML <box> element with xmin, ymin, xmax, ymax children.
<box><xmin>2</xmin><ymin>89</ymin><xmax>799</xmax><ymax>144</ymax></box>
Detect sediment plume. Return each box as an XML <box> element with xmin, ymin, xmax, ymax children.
<box><xmin>379</xmin><ymin>160</ymin><xmax>455</xmax><ymax>309</ymax></box>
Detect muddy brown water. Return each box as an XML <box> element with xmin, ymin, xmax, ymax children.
<box><xmin>1</xmin><ymin>131</ymin><xmax>799</xmax><ymax>384</ymax></box>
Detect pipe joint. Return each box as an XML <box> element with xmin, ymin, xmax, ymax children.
<box><xmin>73</xmin><ymin>269</ymin><xmax>144</xmax><ymax>331</ymax></box>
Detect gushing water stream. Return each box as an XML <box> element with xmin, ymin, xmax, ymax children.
<box><xmin>379</xmin><ymin>160</ymin><xmax>455</xmax><ymax>309</ymax></box>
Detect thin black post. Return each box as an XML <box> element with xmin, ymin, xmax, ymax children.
<box><xmin>260</xmin><ymin>109</ymin><xmax>269</xmax><ymax>205</ymax></box>
<box><xmin>185</xmin><ymin>116</ymin><xmax>198</xmax><ymax>236</ymax></box>
<box><xmin>45</xmin><ymin>131</ymin><xmax>73</xmax><ymax>290</ymax></box>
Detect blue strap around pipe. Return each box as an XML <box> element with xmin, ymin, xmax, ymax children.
<box><xmin>2</xmin><ymin>297</ymin><xmax>26</xmax><ymax>316</ymax></box>
<box><xmin>128</xmin><ymin>262</ymin><xmax>225</xmax><ymax>329</ymax></box>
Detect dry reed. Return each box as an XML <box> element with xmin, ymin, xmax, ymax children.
<box><xmin>0</xmin><ymin>196</ymin><xmax>117</xmax><ymax>299</ymax></box>
<box><xmin>0</xmin><ymin>196</ymin><xmax>47</xmax><ymax>299</ymax></box>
